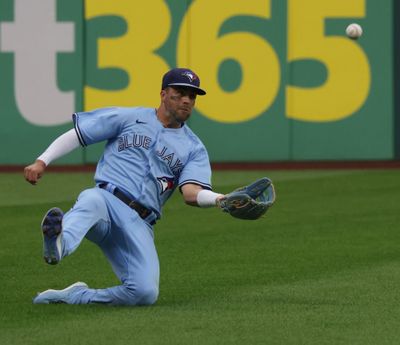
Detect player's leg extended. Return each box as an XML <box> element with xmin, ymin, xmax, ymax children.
<box><xmin>60</xmin><ymin>188</ymin><xmax>111</xmax><ymax>258</ymax></box>
<box><xmin>35</xmin><ymin>190</ymin><xmax>159</xmax><ymax>305</ymax></box>
<box><xmin>40</xmin><ymin>188</ymin><xmax>110</xmax><ymax>265</ymax></box>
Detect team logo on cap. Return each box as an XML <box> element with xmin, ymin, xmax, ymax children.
<box><xmin>157</xmin><ymin>176</ymin><xmax>175</xmax><ymax>195</ymax></box>
<box><xmin>182</xmin><ymin>71</ymin><xmax>198</xmax><ymax>83</ymax></box>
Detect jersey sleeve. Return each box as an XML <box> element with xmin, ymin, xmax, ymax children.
<box><xmin>72</xmin><ymin>107</ymin><xmax>124</xmax><ymax>146</ymax></box>
<box><xmin>178</xmin><ymin>144</ymin><xmax>212</xmax><ymax>190</ymax></box>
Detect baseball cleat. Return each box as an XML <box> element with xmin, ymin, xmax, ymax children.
<box><xmin>41</xmin><ymin>207</ymin><xmax>64</xmax><ymax>265</ymax></box>
<box><xmin>33</xmin><ymin>282</ymin><xmax>88</xmax><ymax>304</ymax></box>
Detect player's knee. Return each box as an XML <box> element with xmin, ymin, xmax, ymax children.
<box><xmin>125</xmin><ymin>283</ymin><xmax>159</xmax><ymax>306</ymax></box>
<box><xmin>137</xmin><ymin>286</ymin><xmax>159</xmax><ymax>306</ymax></box>
<box><xmin>77</xmin><ymin>189</ymin><xmax>105</xmax><ymax>212</ymax></box>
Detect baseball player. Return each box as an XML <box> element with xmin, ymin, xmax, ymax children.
<box><xmin>24</xmin><ymin>68</ymin><xmax>227</xmax><ymax>305</ymax></box>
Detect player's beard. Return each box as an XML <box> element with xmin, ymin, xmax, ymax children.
<box><xmin>171</xmin><ymin>107</ymin><xmax>191</xmax><ymax>125</ymax></box>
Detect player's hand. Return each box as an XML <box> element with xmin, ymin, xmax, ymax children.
<box><xmin>216</xmin><ymin>195</ymin><xmax>226</xmax><ymax>208</ymax></box>
<box><xmin>24</xmin><ymin>160</ymin><xmax>47</xmax><ymax>185</ymax></box>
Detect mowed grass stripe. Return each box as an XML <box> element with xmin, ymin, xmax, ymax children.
<box><xmin>0</xmin><ymin>169</ymin><xmax>399</xmax><ymax>345</ymax></box>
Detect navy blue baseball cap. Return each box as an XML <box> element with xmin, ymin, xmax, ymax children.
<box><xmin>162</xmin><ymin>68</ymin><xmax>206</xmax><ymax>95</ymax></box>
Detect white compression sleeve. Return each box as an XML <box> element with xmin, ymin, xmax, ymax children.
<box><xmin>196</xmin><ymin>189</ymin><xmax>224</xmax><ymax>208</ymax></box>
<box><xmin>37</xmin><ymin>129</ymin><xmax>81</xmax><ymax>166</ymax></box>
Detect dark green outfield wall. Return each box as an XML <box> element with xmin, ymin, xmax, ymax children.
<box><xmin>0</xmin><ymin>0</ymin><xmax>396</xmax><ymax>163</ymax></box>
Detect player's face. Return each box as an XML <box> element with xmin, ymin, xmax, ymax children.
<box><xmin>161</xmin><ymin>87</ymin><xmax>197</xmax><ymax>126</ymax></box>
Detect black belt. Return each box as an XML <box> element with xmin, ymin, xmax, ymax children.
<box><xmin>99</xmin><ymin>183</ymin><xmax>155</xmax><ymax>224</ymax></box>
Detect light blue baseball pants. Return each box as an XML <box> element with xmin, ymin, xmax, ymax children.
<box><xmin>59</xmin><ymin>187</ymin><xmax>160</xmax><ymax>305</ymax></box>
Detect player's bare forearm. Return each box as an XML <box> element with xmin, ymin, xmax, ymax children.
<box><xmin>24</xmin><ymin>159</ymin><xmax>47</xmax><ymax>185</ymax></box>
<box><xmin>181</xmin><ymin>183</ymin><xmax>203</xmax><ymax>206</ymax></box>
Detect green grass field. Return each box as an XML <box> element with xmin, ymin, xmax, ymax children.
<box><xmin>1</xmin><ymin>169</ymin><xmax>400</xmax><ymax>344</ymax></box>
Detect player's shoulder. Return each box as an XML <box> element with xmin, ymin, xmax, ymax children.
<box><xmin>108</xmin><ymin>106</ymin><xmax>156</xmax><ymax>123</ymax></box>
<box><xmin>114</xmin><ymin>106</ymin><xmax>155</xmax><ymax>116</ymax></box>
<box><xmin>182</xmin><ymin>124</ymin><xmax>206</xmax><ymax>149</ymax></box>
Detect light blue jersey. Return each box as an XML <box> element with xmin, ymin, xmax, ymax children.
<box><xmin>73</xmin><ymin>107</ymin><xmax>212</xmax><ymax>219</ymax></box>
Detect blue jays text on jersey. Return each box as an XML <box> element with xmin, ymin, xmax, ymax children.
<box><xmin>155</xmin><ymin>146</ymin><xmax>184</xmax><ymax>176</ymax></box>
<box><xmin>117</xmin><ymin>133</ymin><xmax>184</xmax><ymax>177</ymax></box>
<box><xmin>118</xmin><ymin>133</ymin><xmax>152</xmax><ymax>152</ymax></box>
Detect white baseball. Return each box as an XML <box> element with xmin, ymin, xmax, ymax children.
<box><xmin>346</xmin><ymin>23</ymin><xmax>363</xmax><ymax>39</ymax></box>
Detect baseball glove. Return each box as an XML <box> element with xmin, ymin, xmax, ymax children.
<box><xmin>218</xmin><ymin>177</ymin><xmax>276</xmax><ymax>220</ymax></box>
